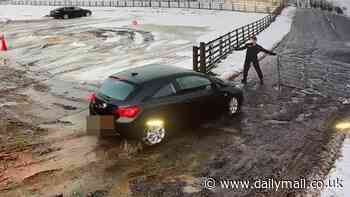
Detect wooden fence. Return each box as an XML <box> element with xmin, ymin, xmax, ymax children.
<box><xmin>193</xmin><ymin>2</ymin><xmax>285</xmax><ymax>73</ymax></box>
<box><xmin>6</xmin><ymin>0</ymin><xmax>280</xmax><ymax>14</ymax></box>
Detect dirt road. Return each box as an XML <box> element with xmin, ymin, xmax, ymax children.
<box><xmin>1</xmin><ymin>8</ymin><xmax>350</xmax><ymax>197</ymax></box>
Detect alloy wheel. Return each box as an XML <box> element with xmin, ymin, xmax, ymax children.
<box><xmin>143</xmin><ymin>125</ymin><xmax>166</xmax><ymax>146</ymax></box>
<box><xmin>229</xmin><ymin>97</ymin><xmax>239</xmax><ymax>115</ymax></box>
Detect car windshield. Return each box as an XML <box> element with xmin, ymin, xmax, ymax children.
<box><xmin>98</xmin><ymin>78</ymin><xmax>136</xmax><ymax>101</ymax></box>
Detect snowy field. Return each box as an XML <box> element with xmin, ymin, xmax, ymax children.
<box><xmin>0</xmin><ymin>5</ymin><xmax>295</xmax><ymax>85</ymax></box>
<box><xmin>1</xmin><ymin>5</ymin><xmax>269</xmax><ymax>84</ymax></box>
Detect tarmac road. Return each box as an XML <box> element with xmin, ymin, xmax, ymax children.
<box><xmin>1</xmin><ymin>8</ymin><xmax>350</xmax><ymax>197</ymax></box>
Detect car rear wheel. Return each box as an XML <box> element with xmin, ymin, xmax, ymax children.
<box><xmin>142</xmin><ymin>123</ymin><xmax>166</xmax><ymax>146</ymax></box>
<box><xmin>63</xmin><ymin>14</ymin><xmax>69</xmax><ymax>19</ymax></box>
<box><xmin>228</xmin><ymin>96</ymin><xmax>240</xmax><ymax>116</ymax></box>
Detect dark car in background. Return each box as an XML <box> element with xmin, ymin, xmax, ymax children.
<box><xmin>88</xmin><ymin>64</ymin><xmax>243</xmax><ymax>146</ymax></box>
<box><xmin>50</xmin><ymin>7</ymin><xmax>92</xmax><ymax>19</ymax></box>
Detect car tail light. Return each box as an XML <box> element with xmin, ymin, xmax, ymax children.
<box><xmin>115</xmin><ymin>105</ymin><xmax>141</xmax><ymax>118</ymax></box>
<box><xmin>88</xmin><ymin>92</ymin><xmax>96</xmax><ymax>103</ymax></box>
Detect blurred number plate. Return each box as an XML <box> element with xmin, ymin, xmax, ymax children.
<box><xmin>86</xmin><ymin>115</ymin><xmax>116</xmax><ymax>136</ymax></box>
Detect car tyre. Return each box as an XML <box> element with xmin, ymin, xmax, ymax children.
<box><xmin>142</xmin><ymin>124</ymin><xmax>166</xmax><ymax>146</ymax></box>
<box><xmin>227</xmin><ymin>96</ymin><xmax>241</xmax><ymax>117</ymax></box>
<box><xmin>63</xmin><ymin>14</ymin><xmax>69</xmax><ymax>19</ymax></box>
<box><xmin>85</xmin><ymin>12</ymin><xmax>91</xmax><ymax>17</ymax></box>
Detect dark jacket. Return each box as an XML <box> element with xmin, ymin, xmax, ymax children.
<box><xmin>236</xmin><ymin>43</ymin><xmax>276</xmax><ymax>61</ymax></box>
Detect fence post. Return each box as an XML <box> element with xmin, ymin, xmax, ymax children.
<box><xmin>178</xmin><ymin>0</ymin><xmax>180</xmax><ymax>8</ymax></box>
<box><xmin>193</xmin><ymin>46</ymin><xmax>199</xmax><ymax>72</ymax></box>
<box><xmin>229</xmin><ymin>33</ymin><xmax>232</xmax><ymax>52</ymax></box>
<box><xmin>235</xmin><ymin>29</ymin><xmax>239</xmax><ymax>47</ymax></box>
<box><xmin>247</xmin><ymin>24</ymin><xmax>250</xmax><ymax>37</ymax></box>
<box><xmin>149</xmin><ymin>0</ymin><xmax>151</xmax><ymax>7</ymax></box>
<box><xmin>199</xmin><ymin>42</ymin><xmax>206</xmax><ymax>73</ymax></box>
<box><xmin>209</xmin><ymin>44</ymin><xmax>212</xmax><ymax>65</ymax></box>
<box><xmin>219</xmin><ymin>37</ymin><xmax>223</xmax><ymax>58</ymax></box>
<box><xmin>242</xmin><ymin>26</ymin><xmax>245</xmax><ymax>42</ymax></box>
<box><xmin>168</xmin><ymin>0</ymin><xmax>170</xmax><ymax>8</ymax></box>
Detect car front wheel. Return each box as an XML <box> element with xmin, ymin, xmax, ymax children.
<box><xmin>63</xmin><ymin>14</ymin><xmax>69</xmax><ymax>19</ymax></box>
<box><xmin>142</xmin><ymin>121</ymin><xmax>166</xmax><ymax>146</ymax></box>
<box><xmin>228</xmin><ymin>96</ymin><xmax>241</xmax><ymax>116</ymax></box>
<box><xmin>85</xmin><ymin>12</ymin><xmax>91</xmax><ymax>17</ymax></box>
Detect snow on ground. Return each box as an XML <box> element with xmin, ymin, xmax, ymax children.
<box><xmin>212</xmin><ymin>6</ymin><xmax>296</xmax><ymax>80</ymax></box>
<box><xmin>0</xmin><ymin>5</ymin><xmax>266</xmax><ymax>42</ymax></box>
<box><xmin>334</xmin><ymin>0</ymin><xmax>350</xmax><ymax>16</ymax></box>
<box><xmin>321</xmin><ymin>137</ymin><xmax>350</xmax><ymax>197</ymax></box>
<box><xmin>0</xmin><ymin>5</ymin><xmax>267</xmax><ymax>83</ymax></box>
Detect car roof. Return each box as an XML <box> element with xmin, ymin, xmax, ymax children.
<box><xmin>110</xmin><ymin>64</ymin><xmax>200</xmax><ymax>84</ymax></box>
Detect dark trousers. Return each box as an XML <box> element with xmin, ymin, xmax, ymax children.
<box><xmin>242</xmin><ymin>59</ymin><xmax>263</xmax><ymax>82</ymax></box>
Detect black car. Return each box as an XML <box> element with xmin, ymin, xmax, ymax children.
<box><xmin>50</xmin><ymin>7</ymin><xmax>92</xmax><ymax>19</ymax></box>
<box><xmin>89</xmin><ymin>64</ymin><xmax>243</xmax><ymax>145</ymax></box>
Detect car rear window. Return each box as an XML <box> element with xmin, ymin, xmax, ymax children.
<box><xmin>98</xmin><ymin>78</ymin><xmax>136</xmax><ymax>101</ymax></box>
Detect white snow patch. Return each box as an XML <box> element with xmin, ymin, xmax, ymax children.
<box><xmin>0</xmin><ymin>5</ymin><xmax>55</xmax><ymax>20</ymax></box>
<box><xmin>0</xmin><ymin>102</ymin><xmax>17</xmax><ymax>108</ymax></box>
<box><xmin>334</xmin><ymin>0</ymin><xmax>350</xmax><ymax>16</ymax></box>
<box><xmin>71</xmin><ymin>42</ymin><xmax>86</xmax><ymax>47</ymax></box>
<box><xmin>105</xmin><ymin>36</ymin><xmax>122</xmax><ymax>43</ymax></box>
<box><xmin>170</xmin><ymin>40</ymin><xmax>191</xmax><ymax>45</ymax></box>
<box><xmin>321</xmin><ymin>137</ymin><xmax>350</xmax><ymax>197</ymax></box>
<box><xmin>134</xmin><ymin>32</ymin><xmax>144</xmax><ymax>45</ymax></box>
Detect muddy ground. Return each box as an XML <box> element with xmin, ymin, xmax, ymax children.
<box><xmin>1</xmin><ymin>8</ymin><xmax>350</xmax><ymax>197</ymax></box>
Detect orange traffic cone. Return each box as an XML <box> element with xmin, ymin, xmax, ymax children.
<box><xmin>1</xmin><ymin>38</ymin><xmax>8</xmax><ymax>51</ymax></box>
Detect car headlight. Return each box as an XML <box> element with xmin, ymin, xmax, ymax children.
<box><xmin>146</xmin><ymin>120</ymin><xmax>164</xmax><ymax>127</ymax></box>
<box><xmin>336</xmin><ymin>121</ymin><xmax>350</xmax><ymax>131</ymax></box>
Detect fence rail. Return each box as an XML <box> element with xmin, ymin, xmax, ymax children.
<box><xmin>193</xmin><ymin>2</ymin><xmax>285</xmax><ymax>73</ymax></box>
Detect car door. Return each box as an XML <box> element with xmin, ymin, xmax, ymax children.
<box><xmin>174</xmin><ymin>75</ymin><xmax>217</xmax><ymax>123</ymax></box>
<box><xmin>66</xmin><ymin>7</ymin><xmax>75</xmax><ymax>18</ymax></box>
<box><xmin>142</xmin><ymin>82</ymin><xmax>185</xmax><ymax>129</ymax></box>
<box><xmin>210</xmin><ymin>77</ymin><xmax>232</xmax><ymax>117</ymax></box>
<box><xmin>74</xmin><ymin>7</ymin><xmax>83</xmax><ymax>17</ymax></box>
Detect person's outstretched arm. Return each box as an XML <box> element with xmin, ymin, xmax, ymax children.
<box><xmin>235</xmin><ymin>44</ymin><xmax>247</xmax><ymax>51</ymax></box>
<box><xmin>257</xmin><ymin>44</ymin><xmax>276</xmax><ymax>55</ymax></box>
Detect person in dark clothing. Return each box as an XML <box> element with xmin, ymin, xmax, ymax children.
<box><xmin>235</xmin><ymin>36</ymin><xmax>276</xmax><ymax>85</ymax></box>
